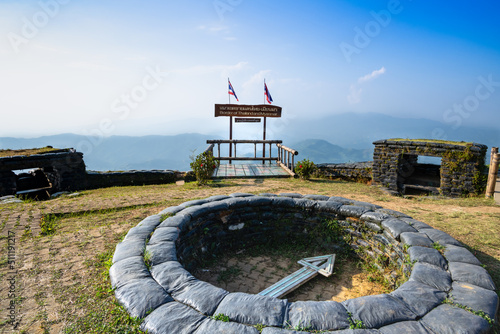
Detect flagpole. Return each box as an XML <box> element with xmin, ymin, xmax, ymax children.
<box><xmin>228</xmin><ymin>78</ymin><xmax>233</xmax><ymax>163</ymax></box>
<box><xmin>263</xmin><ymin>79</ymin><xmax>266</xmax><ymax>163</ymax></box>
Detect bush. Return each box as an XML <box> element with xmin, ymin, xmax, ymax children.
<box><xmin>190</xmin><ymin>151</ymin><xmax>219</xmax><ymax>185</ymax></box>
<box><xmin>295</xmin><ymin>158</ymin><xmax>316</xmax><ymax>180</ymax></box>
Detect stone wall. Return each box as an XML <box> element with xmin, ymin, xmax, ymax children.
<box><xmin>0</xmin><ymin>149</ymin><xmax>86</xmax><ymax>196</ymax></box>
<box><xmin>110</xmin><ymin>193</ymin><xmax>498</xmax><ymax>333</ymax></box>
<box><xmin>372</xmin><ymin>139</ymin><xmax>488</xmax><ymax>197</ymax></box>
<box><xmin>0</xmin><ymin>149</ymin><xmax>183</xmax><ymax>196</ymax></box>
<box><xmin>86</xmin><ymin>170</ymin><xmax>181</xmax><ymax>189</ymax></box>
<box><xmin>316</xmin><ymin>162</ymin><xmax>372</xmax><ymax>183</ymax></box>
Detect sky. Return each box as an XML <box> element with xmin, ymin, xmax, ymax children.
<box><xmin>1</xmin><ymin>0</ymin><xmax>499</xmax><ymax>140</ymax></box>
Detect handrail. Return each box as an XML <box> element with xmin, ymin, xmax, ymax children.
<box><xmin>207</xmin><ymin>140</ymin><xmax>283</xmax><ymax>144</ymax></box>
<box><xmin>276</xmin><ymin>144</ymin><xmax>299</xmax><ymax>177</ymax></box>
<box><xmin>276</xmin><ymin>144</ymin><xmax>298</xmax><ymax>156</ymax></box>
<box><xmin>206</xmin><ymin>140</ymin><xmax>282</xmax><ymax>164</ymax></box>
<box><xmin>205</xmin><ymin>140</ymin><xmax>299</xmax><ymax>177</ymax></box>
<box><xmin>203</xmin><ymin>143</ymin><xmax>215</xmax><ymax>155</ymax></box>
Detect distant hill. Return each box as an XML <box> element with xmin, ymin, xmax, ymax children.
<box><xmin>1</xmin><ymin>112</ymin><xmax>498</xmax><ymax>170</ymax></box>
<box><xmin>290</xmin><ymin>139</ymin><xmax>371</xmax><ymax>164</ymax></box>
<box><xmin>0</xmin><ymin>133</ymin><xmax>219</xmax><ymax>171</ymax></box>
<box><xmin>280</xmin><ymin>112</ymin><xmax>500</xmax><ymax>152</ymax></box>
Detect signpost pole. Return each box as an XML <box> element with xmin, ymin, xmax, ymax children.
<box><xmin>263</xmin><ymin>117</ymin><xmax>267</xmax><ymax>164</ymax></box>
<box><xmin>228</xmin><ymin>88</ymin><xmax>232</xmax><ymax>164</ymax></box>
<box><xmin>229</xmin><ymin>116</ymin><xmax>233</xmax><ymax>164</ymax></box>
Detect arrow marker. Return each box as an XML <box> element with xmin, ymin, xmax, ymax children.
<box><xmin>258</xmin><ymin>254</ymin><xmax>335</xmax><ymax>298</ymax></box>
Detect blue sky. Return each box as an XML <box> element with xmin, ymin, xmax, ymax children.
<box><xmin>1</xmin><ymin>0</ymin><xmax>499</xmax><ymax>139</ymax></box>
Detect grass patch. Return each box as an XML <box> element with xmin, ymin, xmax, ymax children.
<box><xmin>60</xmin><ymin>250</ymin><xmax>145</xmax><ymax>333</ymax></box>
<box><xmin>0</xmin><ymin>146</ymin><xmax>64</xmax><ymax>157</ymax></box>
<box><xmin>3</xmin><ymin>178</ymin><xmax>499</xmax><ymax>332</ymax></box>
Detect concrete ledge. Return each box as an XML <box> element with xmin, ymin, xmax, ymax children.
<box><xmin>110</xmin><ymin>194</ymin><xmax>498</xmax><ymax>333</ymax></box>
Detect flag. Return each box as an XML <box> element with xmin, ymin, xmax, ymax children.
<box><xmin>264</xmin><ymin>82</ymin><xmax>273</xmax><ymax>104</ymax></box>
<box><xmin>228</xmin><ymin>79</ymin><xmax>238</xmax><ymax>101</ymax></box>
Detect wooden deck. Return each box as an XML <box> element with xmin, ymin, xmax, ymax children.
<box><xmin>212</xmin><ymin>164</ymin><xmax>291</xmax><ymax>179</ymax></box>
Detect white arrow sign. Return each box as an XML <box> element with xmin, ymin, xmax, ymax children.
<box><xmin>258</xmin><ymin>254</ymin><xmax>335</xmax><ymax>298</ymax></box>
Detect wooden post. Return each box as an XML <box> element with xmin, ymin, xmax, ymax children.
<box><xmin>486</xmin><ymin>147</ymin><xmax>499</xmax><ymax>198</ymax></box>
<box><xmin>262</xmin><ymin>117</ymin><xmax>267</xmax><ymax>164</ymax></box>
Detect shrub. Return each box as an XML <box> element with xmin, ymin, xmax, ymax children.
<box><xmin>295</xmin><ymin>158</ymin><xmax>316</xmax><ymax>180</ymax></box>
<box><xmin>190</xmin><ymin>151</ymin><xmax>219</xmax><ymax>185</ymax></box>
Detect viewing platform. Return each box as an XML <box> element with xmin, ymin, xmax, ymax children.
<box><xmin>213</xmin><ymin>163</ymin><xmax>290</xmax><ymax>179</ymax></box>
<box><xmin>205</xmin><ymin>140</ymin><xmax>298</xmax><ymax>179</ymax></box>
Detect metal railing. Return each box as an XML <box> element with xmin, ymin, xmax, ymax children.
<box><xmin>205</xmin><ymin>140</ymin><xmax>299</xmax><ymax>176</ymax></box>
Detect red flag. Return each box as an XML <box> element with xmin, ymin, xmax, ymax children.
<box><xmin>228</xmin><ymin>79</ymin><xmax>239</xmax><ymax>101</ymax></box>
<box><xmin>264</xmin><ymin>83</ymin><xmax>273</xmax><ymax>104</ymax></box>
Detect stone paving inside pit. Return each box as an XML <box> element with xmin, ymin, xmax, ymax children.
<box><xmin>194</xmin><ymin>255</ymin><xmax>389</xmax><ymax>303</ymax></box>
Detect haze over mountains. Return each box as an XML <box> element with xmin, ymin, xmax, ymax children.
<box><xmin>1</xmin><ymin>113</ymin><xmax>497</xmax><ymax>171</ymax></box>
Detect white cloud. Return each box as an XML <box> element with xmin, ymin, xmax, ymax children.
<box><xmin>348</xmin><ymin>66</ymin><xmax>386</xmax><ymax>104</ymax></box>
<box><xmin>358</xmin><ymin>66</ymin><xmax>386</xmax><ymax>83</ymax></box>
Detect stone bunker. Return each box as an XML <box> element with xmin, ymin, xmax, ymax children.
<box><xmin>110</xmin><ymin>193</ymin><xmax>498</xmax><ymax>333</ymax></box>
<box><xmin>372</xmin><ymin>139</ymin><xmax>487</xmax><ymax>197</ymax></box>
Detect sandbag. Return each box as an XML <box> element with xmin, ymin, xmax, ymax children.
<box><xmin>400</xmin><ymin>233</ymin><xmax>433</xmax><ymax>248</ymax></box>
<box><xmin>390</xmin><ymin>280</ymin><xmax>446</xmax><ymax>317</ymax></box>
<box><xmin>448</xmin><ymin>262</ymin><xmax>496</xmax><ymax>291</ymax></box>
<box><xmin>150</xmin><ymin>260</ymin><xmax>196</xmax><ymax>294</ymax></box>
<box><xmin>378</xmin><ymin>321</ymin><xmax>432</xmax><ymax>334</ymax></box>
<box><xmin>450</xmin><ymin>281</ymin><xmax>498</xmax><ymax>319</ymax></box>
<box><xmin>444</xmin><ymin>245</ymin><xmax>481</xmax><ymax>265</ymax></box>
<box><xmin>400</xmin><ymin>218</ymin><xmax>433</xmax><ymax>231</ymax></box>
<box><xmin>421</xmin><ymin>229</ymin><xmax>461</xmax><ymax>247</ymax></box>
<box><xmin>409</xmin><ymin>262</ymin><xmax>452</xmax><ymax>292</ymax></box>
<box><xmin>338</xmin><ymin>205</ymin><xmax>371</xmax><ymax>218</ymax></box>
<box><xmin>285</xmin><ymin>300</ymin><xmax>349</xmax><ymax>331</ymax></box>
<box><xmin>420</xmin><ymin>304</ymin><xmax>490</xmax><ymax>334</ymax></box>
<box><xmin>172</xmin><ymin>279</ymin><xmax>229</xmax><ymax>315</ymax></box>
<box><xmin>145</xmin><ymin>241</ymin><xmax>177</xmax><ymax>265</ymax></box>
<box><xmin>112</xmin><ymin>239</ymin><xmax>145</xmax><ymax>263</ymax></box>
<box><xmin>148</xmin><ymin>227</ymin><xmax>179</xmax><ymax>244</ymax></box>
<box><xmin>140</xmin><ymin>301</ymin><xmax>206</xmax><ymax>334</ymax></box>
<box><xmin>114</xmin><ymin>277</ymin><xmax>173</xmax><ymax>319</ymax></box>
<box><xmin>214</xmin><ymin>292</ymin><xmax>288</xmax><ymax>327</ymax></box>
<box><xmin>342</xmin><ymin>294</ymin><xmax>416</xmax><ymax>329</ymax></box>
<box><xmin>137</xmin><ymin>214</ymin><xmax>162</xmax><ymax>228</ymax></box>
<box><xmin>109</xmin><ymin>256</ymin><xmax>150</xmax><ymax>289</ymax></box>
<box><xmin>381</xmin><ymin>218</ymin><xmax>417</xmax><ymax>240</ymax></box>
<box><xmin>408</xmin><ymin>246</ymin><xmax>447</xmax><ymax>270</ymax></box>
<box><xmin>194</xmin><ymin>318</ymin><xmax>259</xmax><ymax>334</ymax></box>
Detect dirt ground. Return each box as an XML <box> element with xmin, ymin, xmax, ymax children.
<box><xmin>0</xmin><ymin>178</ymin><xmax>499</xmax><ymax>333</ymax></box>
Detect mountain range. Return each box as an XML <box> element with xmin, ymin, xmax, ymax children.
<box><xmin>1</xmin><ymin>113</ymin><xmax>497</xmax><ymax>171</ymax></box>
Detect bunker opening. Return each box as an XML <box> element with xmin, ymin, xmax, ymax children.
<box><xmin>398</xmin><ymin>154</ymin><xmax>442</xmax><ymax>195</ymax></box>
<box><xmin>13</xmin><ymin>168</ymin><xmax>54</xmax><ymax>200</ymax></box>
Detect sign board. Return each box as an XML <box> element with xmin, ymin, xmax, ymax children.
<box><xmin>215</xmin><ymin>104</ymin><xmax>282</xmax><ymax>118</ymax></box>
<box><xmin>235</xmin><ymin>118</ymin><xmax>261</xmax><ymax>123</ymax></box>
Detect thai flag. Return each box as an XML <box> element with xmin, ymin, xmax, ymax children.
<box><xmin>228</xmin><ymin>79</ymin><xmax>238</xmax><ymax>101</ymax></box>
<box><xmin>264</xmin><ymin>83</ymin><xmax>273</xmax><ymax>104</ymax></box>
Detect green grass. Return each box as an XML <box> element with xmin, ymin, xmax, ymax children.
<box><xmin>387</xmin><ymin>138</ymin><xmax>472</xmax><ymax>146</ymax></box>
<box><xmin>60</xmin><ymin>250</ymin><xmax>145</xmax><ymax>334</ymax></box>
<box><xmin>3</xmin><ymin>178</ymin><xmax>499</xmax><ymax>333</ymax></box>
